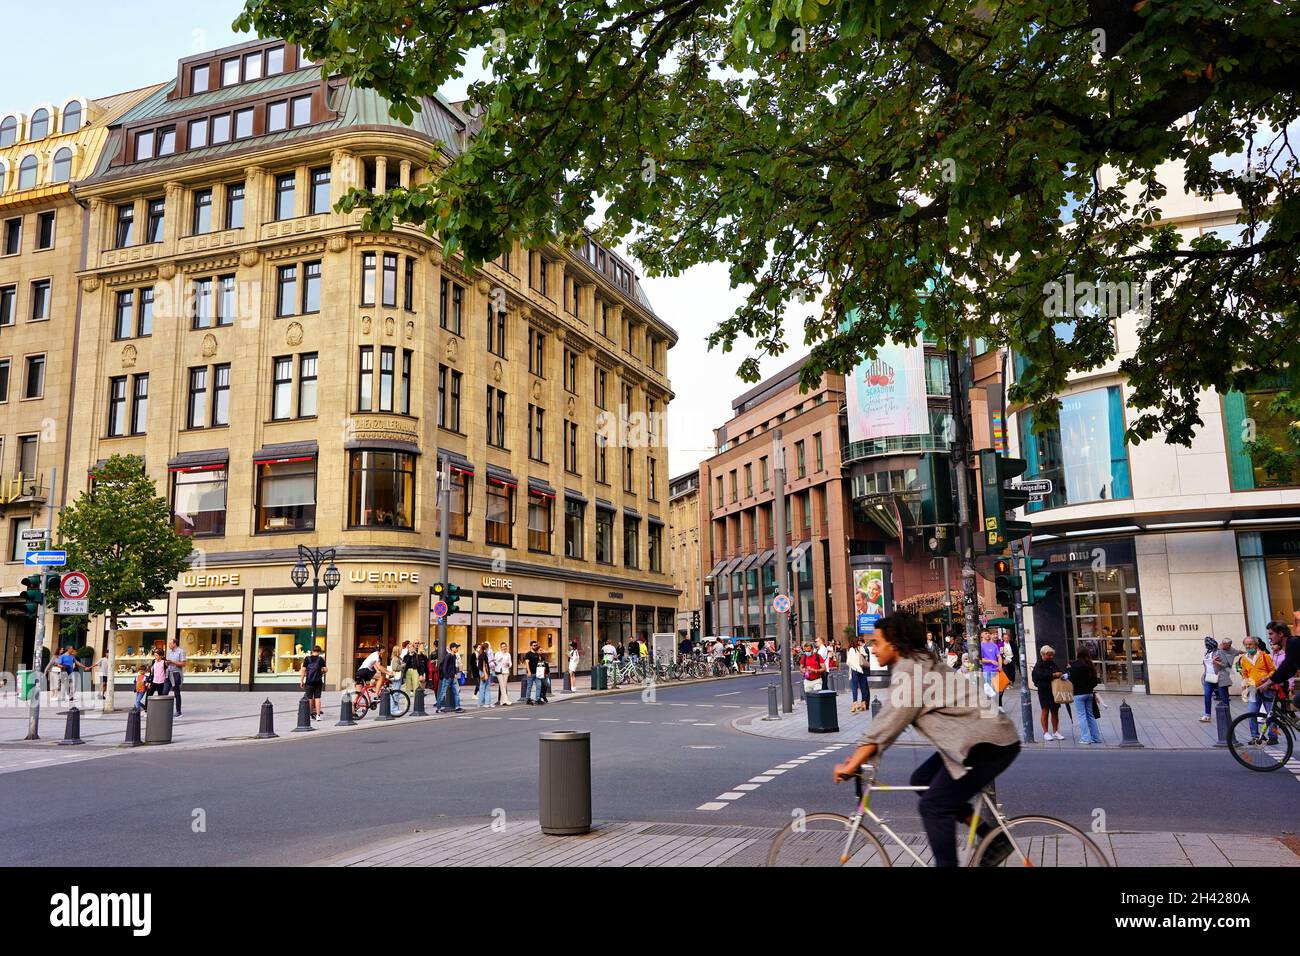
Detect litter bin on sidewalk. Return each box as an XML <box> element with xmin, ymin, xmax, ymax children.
<box><xmin>144</xmin><ymin>696</ymin><xmax>175</xmax><ymax>744</ymax></box>
<box><xmin>539</xmin><ymin>731</ymin><xmax>592</xmax><ymax>835</ymax></box>
<box><xmin>590</xmin><ymin>664</ymin><xmax>608</xmax><ymax>691</ymax></box>
<box><xmin>16</xmin><ymin>669</ymin><xmax>37</xmax><ymax>701</ymax></box>
<box><xmin>806</xmin><ymin>690</ymin><xmax>839</xmax><ymax>733</ymax></box>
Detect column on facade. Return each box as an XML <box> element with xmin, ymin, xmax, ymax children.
<box><xmin>162</xmin><ymin>181</ymin><xmax>184</xmax><ymax>254</ymax></box>
<box><xmin>242</xmin><ymin>166</ymin><xmax>266</xmax><ymax>237</ymax></box>
<box><xmin>87</xmin><ymin>198</ymin><xmax>106</xmax><ymax>269</ymax></box>
<box><xmin>399</xmin><ymin>159</ymin><xmax>412</xmax><ymax>189</ymax></box>
<box><xmin>374</xmin><ymin>156</ymin><xmax>387</xmax><ymax>194</ymax></box>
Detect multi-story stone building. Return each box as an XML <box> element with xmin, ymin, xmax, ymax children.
<box><xmin>65</xmin><ymin>38</ymin><xmax>676</xmax><ymax>691</ymax></box>
<box><xmin>0</xmin><ymin>86</ymin><xmax>161</xmax><ymax>673</ymax></box>
<box><xmin>667</xmin><ymin>470</ymin><xmax>701</xmax><ymax>639</ymax></box>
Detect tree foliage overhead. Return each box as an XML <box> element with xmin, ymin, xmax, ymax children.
<box><xmin>238</xmin><ymin>0</ymin><xmax>1300</xmax><ymax>446</ymax></box>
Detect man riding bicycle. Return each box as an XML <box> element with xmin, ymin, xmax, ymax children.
<box><xmin>355</xmin><ymin>647</ymin><xmax>391</xmax><ymax>698</ymax></box>
<box><xmin>832</xmin><ymin>613</ymin><xmax>1021</xmax><ymax>867</ymax></box>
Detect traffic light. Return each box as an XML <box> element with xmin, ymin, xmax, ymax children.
<box><xmin>916</xmin><ymin>452</ymin><xmax>955</xmax><ymax>555</ymax></box>
<box><xmin>993</xmin><ymin>557</ymin><xmax>1021</xmax><ymax>608</ymax></box>
<box><xmin>445</xmin><ymin>582</ymin><xmax>462</xmax><ymax>615</ymax></box>
<box><xmin>978</xmin><ymin>450</ymin><xmax>1033</xmax><ymax>552</ymax></box>
<box><xmin>789</xmin><ymin>610</ymin><xmax>799</xmax><ymax>636</ymax></box>
<box><xmin>44</xmin><ymin>573</ymin><xmax>62</xmax><ymax>603</ymax></box>
<box><xmin>20</xmin><ymin>574</ymin><xmax>44</xmax><ymax>618</ymax></box>
<box><xmin>1024</xmin><ymin>557</ymin><xmax>1051</xmax><ymax>606</ymax></box>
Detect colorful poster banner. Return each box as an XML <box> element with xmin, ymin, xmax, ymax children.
<box><xmin>846</xmin><ymin>340</ymin><xmax>928</xmax><ymax>442</ymax></box>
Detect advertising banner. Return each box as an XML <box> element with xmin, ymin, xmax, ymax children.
<box><xmin>846</xmin><ymin>341</ymin><xmax>928</xmax><ymax>442</ymax></box>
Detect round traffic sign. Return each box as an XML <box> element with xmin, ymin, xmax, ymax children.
<box><xmin>60</xmin><ymin>571</ymin><xmax>90</xmax><ymax>600</ymax></box>
<box><xmin>433</xmin><ymin>600</ymin><xmax>449</xmax><ymax>618</ymax></box>
<box><xmin>772</xmin><ymin>593</ymin><xmax>792</xmax><ymax>614</ymax></box>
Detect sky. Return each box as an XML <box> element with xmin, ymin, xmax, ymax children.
<box><xmin>3</xmin><ymin>0</ymin><xmax>814</xmax><ymax>478</ymax></box>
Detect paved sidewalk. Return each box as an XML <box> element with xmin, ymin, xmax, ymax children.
<box><xmin>0</xmin><ymin>671</ymin><xmax>742</xmax><ymax>755</ymax></box>
<box><xmin>320</xmin><ymin>817</ymin><xmax>1300</xmax><ymax>867</ymax></box>
<box><xmin>733</xmin><ymin>680</ymin><xmax>1237</xmax><ymax>750</ymax></box>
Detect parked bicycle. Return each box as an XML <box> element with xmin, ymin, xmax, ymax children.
<box><xmin>1227</xmin><ymin>694</ymin><xmax>1297</xmax><ymax>771</ymax></box>
<box><xmin>766</xmin><ymin>765</ymin><xmax>1111</xmax><ymax>867</ymax></box>
<box><xmin>351</xmin><ymin>677</ymin><xmax>411</xmax><ymax>720</ymax></box>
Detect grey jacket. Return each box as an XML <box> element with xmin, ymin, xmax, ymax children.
<box><xmin>860</xmin><ymin>654</ymin><xmax>1020</xmax><ymax>779</ymax></box>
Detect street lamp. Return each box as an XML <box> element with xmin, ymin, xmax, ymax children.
<box><xmin>292</xmin><ymin>545</ymin><xmax>340</xmax><ymax>657</ymax></box>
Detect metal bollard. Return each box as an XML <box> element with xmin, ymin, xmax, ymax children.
<box><xmin>24</xmin><ymin>690</ymin><xmax>39</xmax><ymax>741</ymax></box>
<box><xmin>59</xmin><ymin>706</ymin><xmax>85</xmax><ymax>746</ymax></box>
<box><xmin>375</xmin><ymin>686</ymin><xmax>394</xmax><ymax>721</ymax></box>
<box><xmin>412</xmin><ymin>686</ymin><xmax>427</xmax><ymax>717</ymax></box>
<box><xmin>1214</xmin><ymin>699</ymin><xmax>1231</xmax><ymax>747</ymax></box>
<box><xmin>1118</xmin><ymin>699</ymin><xmax>1143</xmax><ymax>748</ymax></box>
<box><xmin>124</xmin><ymin>706</ymin><xmax>143</xmax><ymax>747</ymax></box>
<box><xmin>336</xmin><ymin>692</ymin><xmax>356</xmax><ymax>727</ymax></box>
<box><xmin>796</xmin><ymin>680</ymin><xmax>806</xmax><ymax>702</ymax></box>
<box><xmin>563</xmin><ymin>671</ymin><xmax>573</xmax><ymax>693</ymax></box>
<box><xmin>292</xmin><ymin>697</ymin><xmax>314</xmax><ymax>733</ymax></box>
<box><xmin>765</xmin><ymin>683</ymin><xmax>779</xmax><ymax>720</ymax></box>
<box><xmin>256</xmin><ymin>698</ymin><xmax>278</xmax><ymax>739</ymax></box>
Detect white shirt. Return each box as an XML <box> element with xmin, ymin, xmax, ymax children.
<box><xmin>97</xmin><ymin>658</ymin><xmax>110</xmax><ymax>677</ymax></box>
<box><xmin>361</xmin><ymin>650</ymin><xmax>383</xmax><ymax>671</ymax></box>
<box><xmin>846</xmin><ymin>647</ymin><xmax>864</xmax><ymax>673</ymax></box>
<box><xmin>494</xmin><ymin>651</ymin><xmax>512</xmax><ymax>674</ymax></box>
<box><xmin>569</xmin><ymin>649</ymin><xmax>580</xmax><ymax>672</ymax></box>
<box><xmin>602</xmin><ymin>643</ymin><xmax>617</xmax><ymax>661</ymax></box>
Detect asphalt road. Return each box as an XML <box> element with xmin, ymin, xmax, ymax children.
<box><xmin>0</xmin><ymin>674</ymin><xmax>1295</xmax><ymax>866</ymax></box>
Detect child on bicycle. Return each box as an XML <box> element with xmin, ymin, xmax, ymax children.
<box><xmin>832</xmin><ymin>613</ymin><xmax>1021</xmax><ymax>867</ymax></box>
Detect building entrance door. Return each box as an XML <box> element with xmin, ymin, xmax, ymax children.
<box><xmin>354</xmin><ymin>601</ymin><xmax>394</xmax><ymax>677</ymax></box>
<box><xmin>1066</xmin><ymin>567</ymin><xmax>1145</xmax><ymax>689</ymax></box>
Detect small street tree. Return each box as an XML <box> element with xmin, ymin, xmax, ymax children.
<box><xmin>57</xmin><ymin>455</ymin><xmax>194</xmax><ymax>712</ymax></box>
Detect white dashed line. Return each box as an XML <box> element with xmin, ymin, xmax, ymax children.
<box><xmin>733</xmin><ymin>784</ymin><xmax>761</xmax><ymax>791</ymax></box>
<box><xmin>696</xmin><ymin>802</ymin><xmax>728</xmax><ymax>811</ymax></box>
<box><xmin>750</xmin><ymin>775</ymin><xmax>774</xmax><ymax>783</ymax></box>
<box><xmin>697</xmin><ymin>744</ymin><xmax>846</xmax><ymax>813</ymax></box>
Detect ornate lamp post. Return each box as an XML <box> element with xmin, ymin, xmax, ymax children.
<box><xmin>291</xmin><ymin>545</ymin><xmax>340</xmax><ymax>656</ymax></box>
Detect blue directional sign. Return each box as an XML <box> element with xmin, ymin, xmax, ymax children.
<box><xmin>24</xmin><ymin>550</ymin><xmax>66</xmax><ymax>567</ymax></box>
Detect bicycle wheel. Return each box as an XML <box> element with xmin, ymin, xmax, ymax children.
<box><xmin>766</xmin><ymin>814</ymin><xmax>893</xmax><ymax>867</ymax></box>
<box><xmin>388</xmin><ymin>689</ymin><xmax>411</xmax><ymax>718</ymax></box>
<box><xmin>970</xmin><ymin>815</ymin><xmax>1111</xmax><ymax>867</ymax></box>
<box><xmin>351</xmin><ymin>692</ymin><xmax>370</xmax><ymax>721</ymax></box>
<box><xmin>1227</xmin><ymin>710</ymin><xmax>1294</xmax><ymax>771</ymax></box>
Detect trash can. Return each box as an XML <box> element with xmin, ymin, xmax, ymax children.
<box><xmin>539</xmin><ymin>731</ymin><xmax>592</xmax><ymax>835</ymax></box>
<box><xmin>590</xmin><ymin>664</ymin><xmax>607</xmax><ymax>691</ymax></box>
<box><xmin>17</xmin><ymin>669</ymin><xmax>36</xmax><ymax>701</ymax></box>
<box><xmin>806</xmin><ymin>690</ymin><xmax>839</xmax><ymax>733</ymax></box>
<box><xmin>144</xmin><ymin>696</ymin><xmax>175</xmax><ymax>744</ymax></box>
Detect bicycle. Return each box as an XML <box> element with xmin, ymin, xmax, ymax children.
<box><xmin>351</xmin><ymin>677</ymin><xmax>411</xmax><ymax>720</ymax></box>
<box><xmin>766</xmin><ymin>765</ymin><xmax>1111</xmax><ymax>867</ymax></box>
<box><xmin>1227</xmin><ymin>694</ymin><xmax>1297</xmax><ymax>771</ymax></box>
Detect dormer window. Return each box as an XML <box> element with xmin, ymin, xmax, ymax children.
<box><xmin>267</xmin><ymin>100</ymin><xmax>288</xmax><ymax>132</ymax></box>
<box><xmin>61</xmin><ymin>101</ymin><xmax>82</xmax><ymax>134</ymax></box>
<box><xmin>0</xmin><ymin>116</ymin><xmax>15</xmax><ymax>147</ymax></box>
<box><xmin>233</xmin><ymin>107</ymin><xmax>254</xmax><ymax>140</ymax></box>
<box><xmin>211</xmin><ymin>113</ymin><xmax>231</xmax><ymax>145</ymax></box>
<box><xmin>243</xmin><ymin>51</ymin><xmax>263</xmax><ymax>81</ymax></box>
<box><xmin>134</xmin><ymin>129</ymin><xmax>155</xmax><ymax>161</ymax></box>
<box><xmin>291</xmin><ymin>95</ymin><xmax>311</xmax><ymax>127</ymax></box>
<box><xmin>191</xmin><ymin>64</ymin><xmax>211</xmax><ymax>94</ymax></box>
<box><xmin>221</xmin><ymin>58</ymin><xmax>240</xmax><ymax>87</ymax></box>
<box><xmin>188</xmin><ymin>118</ymin><xmax>207</xmax><ymax>149</ymax></box>
<box><xmin>266</xmin><ymin>46</ymin><xmax>285</xmax><ymax>75</ymax></box>
<box><xmin>157</xmin><ymin>127</ymin><xmax>176</xmax><ymax>156</ymax></box>
<box><xmin>30</xmin><ymin>109</ymin><xmax>49</xmax><ymax>140</ymax></box>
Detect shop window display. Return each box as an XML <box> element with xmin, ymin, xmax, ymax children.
<box><xmin>255</xmin><ymin>626</ymin><xmax>325</xmax><ymax>680</ymax></box>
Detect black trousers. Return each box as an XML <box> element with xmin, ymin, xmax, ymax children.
<box><xmin>909</xmin><ymin>742</ymin><xmax>1020</xmax><ymax>867</ymax></box>
<box><xmin>164</xmin><ymin>672</ymin><xmax>183</xmax><ymax>714</ymax></box>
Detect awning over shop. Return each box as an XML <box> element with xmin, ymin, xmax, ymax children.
<box><xmin>564</xmin><ymin>488</ymin><xmax>588</xmax><ymax>504</ymax></box>
<box><xmin>485</xmin><ymin>464</ymin><xmax>517</xmax><ymax>487</ymax></box>
<box><xmin>733</xmin><ymin>552</ymin><xmax>762</xmax><ymax>574</ymax></box>
<box><xmin>438</xmin><ymin>449</ymin><xmax>475</xmax><ymax>475</ymax></box>
<box><xmin>252</xmin><ymin>440</ymin><xmax>318</xmax><ymax>463</ymax></box>
<box><xmin>527</xmin><ymin>477</ymin><xmax>556</xmax><ymax>499</ymax></box>
<box><xmin>595</xmin><ymin>497</ymin><xmax>615</xmax><ymax>512</ymax></box>
<box><xmin>647</xmin><ymin>514</ymin><xmax>665</xmax><ymax>526</ymax></box>
<box><xmin>167</xmin><ymin>448</ymin><xmax>229</xmax><ymax>472</ymax></box>
<box><xmin>623</xmin><ymin>506</ymin><xmax>641</xmax><ymax>520</ymax></box>
<box><xmin>345</xmin><ymin>439</ymin><xmax>421</xmax><ymax>455</ymax></box>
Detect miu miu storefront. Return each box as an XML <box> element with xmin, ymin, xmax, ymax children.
<box><xmin>105</xmin><ymin>560</ymin><xmax>677</xmax><ymax>691</ymax></box>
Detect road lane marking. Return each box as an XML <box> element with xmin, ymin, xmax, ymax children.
<box><xmin>749</xmin><ymin>775</ymin><xmax>774</xmax><ymax>783</ymax></box>
<box><xmin>696</xmin><ymin>802</ymin><xmax>728</xmax><ymax>811</ymax></box>
<box><xmin>715</xmin><ymin>691</ymin><xmax>741</xmax><ymax>697</ymax></box>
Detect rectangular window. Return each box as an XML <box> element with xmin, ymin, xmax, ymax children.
<box><xmin>437</xmin><ymin>364</ymin><xmax>463</xmax><ymax>432</ymax></box>
<box><xmin>275</xmin><ymin>172</ymin><xmax>296</xmax><ymax>220</ymax></box>
<box><xmin>594</xmin><ymin>433</ymin><xmax>608</xmax><ymax>484</ymax></box>
<box><xmin>267</xmin><ymin>100</ymin><xmax>288</xmax><ymax>133</ymax></box>
<box><xmin>36</xmin><ymin>211</ymin><xmax>55</xmax><ymax>250</ymax></box>
<box><xmin>243</xmin><ymin>51</ymin><xmax>263</xmax><ymax>81</ymax></box>
<box><xmin>114</xmin><ymin>290</ymin><xmax>134</xmax><ymax>340</ymax></box>
<box><xmin>309</xmin><ymin>166</ymin><xmax>330</xmax><ymax>215</ymax></box>
<box><xmin>403</xmin><ymin>256</ymin><xmax>414</xmax><ymax>311</ymax></box>
<box><xmin>271</xmin><ymin>356</ymin><xmax>293</xmax><ymax>420</ymax></box>
<box><xmin>23</xmin><ymin>354</ymin><xmax>44</xmax><ymax>399</ymax></box>
<box><xmin>134</xmin><ymin>129</ymin><xmax>154</xmax><ymax>161</ymax></box>
<box><xmin>595</xmin><ymin>508</ymin><xmax>613</xmax><ymax>563</ymax></box>
<box><xmin>221</xmin><ymin>57</ymin><xmax>240</xmax><ymax>86</ymax></box>
<box><xmin>191</xmin><ymin>64</ymin><xmax>210</xmax><ymax>94</ymax></box>
<box><xmin>1</xmin><ymin>285</ymin><xmax>15</xmax><ymax>325</ymax></box>
<box><xmin>648</xmin><ymin>457</ymin><xmax>657</xmax><ymax>500</ymax></box>
<box><xmin>595</xmin><ymin>368</ymin><xmax>607</xmax><ymax>409</ymax></box>
<box><xmin>192</xmin><ymin>188</ymin><xmax>212</xmax><ymax>234</ymax></box>
<box><xmin>563</xmin><ymin>349</ymin><xmax>578</xmax><ymax>394</ymax></box>
<box><xmin>172</xmin><ymin>467</ymin><xmax>227</xmax><ymax>537</ymax></box>
<box><xmin>192</xmin><ymin>278</ymin><xmax>212</xmax><ymax>329</ymax></box>
<box><xmin>107</xmin><ymin>376</ymin><xmax>127</xmax><ymax>437</ymax></box>
<box><xmin>115</xmin><ymin>203</ymin><xmax>133</xmax><ymax>248</ymax></box>
<box><xmin>157</xmin><ymin>127</ymin><xmax>176</xmax><ymax>156</ymax></box>
<box><xmin>224</xmin><ymin>183</ymin><xmax>245</xmax><ymax>228</ymax></box>
<box><xmin>233</xmin><ymin>108</ymin><xmax>253</xmax><ymax>140</ymax></box>
<box><xmin>212</xmin><ymin>363</ymin><xmax>230</xmax><ymax>426</ymax></box>
<box><xmin>487</xmin><ymin>302</ymin><xmax>506</xmax><ymax>356</ymax></box>
<box><xmin>266</xmin><ymin>46</ymin><xmax>285</xmax><ymax>75</ymax></box>
<box><xmin>358</xmin><ymin>346</ymin><xmax>374</xmax><ymax>411</ymax></box>
<box><xmin>1020</xmin><ymin>385</ymin><xmax>1132</xmax><ymax>510</ymax></box>
<box><xmin>623</xmin><ymin>517</ymin><xmax>640</xmax><ymax>569</ymax></box>
<box><xmin>298</xmin><ymin>353</ymin><xmax>318</xmax><ymax>417</ymax></box>
<box><xmin>814</xmin><ymin>433</ymin><xmax>824</xmax><ymax>471</ymax></box>
<box><xmin>2</xmin><ymin>217</ymin><xmax>19</xmax><ymax>256</ymax></box>
<box><xmin>528</xmin><ymin>492</ymin><xmax>552</xmax><ymax>552</ymax></box>
<box><xmin>528</xmin><ymin>328</ymin><xmax>545</xmax><ymax>376</ymax></box>
<box><xmin>528</xmin><ymin>404</ymin><xmax>545</xmax><ymax>461</ymax></box>
<box><xmin>485</xmin><ymin>480</ymin><xmax>515</xmax><ymax>546</ymax></box>
<box><xmin>301</xmin><ymin>260</ymin><xmax>321</xmax><ymax>313</ymax></box>
<box><xmin>131</xmin><ymin>373</ymin><xmax>149</xmax><ymax>435</ymax></box>
<box><xmin>730</xmin><ymin>470</ymin><xmax>737</xmax><ymax>502</ymax></box>
<box><xmin>624</xmin><ymin>448</ymin><xmax>634</xmax><ymax>493</ymax></box>
<box><xmin>186</xmin><ymin>367</ymin><xmax>207</xmax><ymax>428</ymax></box>
<box><xmin>760</xmin><ymin>456</ymin><xmax>769</xmax><ymax>491</ymax></box>
<box><xmin>188</xmin><ymin>118</ymin><xmax>208</xmax><ymax>149</ymax></box>
<box><xmin>29</xmin><ymin>279</ymin><xmax>50</xmax><ymax>321</ymax></box>
<box><xmin>348</xmin><ymin>450</ymin><xmax>415</xmax><ymax>529</ymax></box>
<box><xmin>8</xmin><ymin>515</ymin><xmax>32</xmax><ymax>563</ymax></box>
<box><xmin>565</xmin><ymin>498</ymin><xmax>585</xmax><ymax>559</ymax></box>
<box><xmin>210</xmin><ymin>113</ymin><xmax>231</xmax><ymax>145</ymax></box>
<box><xmin>436</xmin><ymin>468</ymin><xmax>470</xmax><ymax>539</ymax></box>
<box><xmin>486</xmin><ymin>386</ymin><xmax>507</xmax><ymax>447</ymax></box>
<box><xmin>0</xmin><ymin>361</ymin><xmax>7</xmax><ymax>399</ymax></box>
<box><xmin>401</xmin><ymin>349</ymin><xmax>412</xmax><ymax>416</ymax></box>
<box><xmin>256</xmin><ymin>457</ymin><xmax>316</xmax><ymax>532</ymax></box>
<box><xmin>795</xmin><ymin>440</ymin><xmax>806</xmax><ymax>478</ymax></box>
<box><xmin>378</xmin><ymin>346</ymin><xmax>395</xmax><ymax>412</ymax></box>
<box><xmin>360</xmin><ymin>252</ymin><xmax>376</xmax><ymax>305</ymax></box>
<box><xmin>277</xmin><ymin>265</ymin><xmax>297</xmax><ymax>317</ymax></box>
<box><xmin>17</xmin><ymin>434</ymin><xmax>37</xmax><ymax>475</ymax></box>
<box><xmin>216</xmin><ymin>274</ymin><xmax>235</xmax><ymax>327</ymax></box>
<box><xmin>290</xmin><ymin>95</ymin><xmax>312</xmax><ymax>128</ymax></box>
<box><xmin>744</xmin><ymin>463</ymin><xmax>753</xmax><ymax>497</ymax></box>
<box><xmin>648</xmin><ymin>523</ymin><xmax>663</xmax><ymax>573</ymax></box>
<box><xmin>565</xmin><ymin>421</ymin><xmax>579</xmax><ymax>474</ymax></box>
<box><xmin>138</xmin><ymin>287</ymin><xmax>154</xmax><ymax>336</ymax></box>
<box><xmin>143</xmin><ymin>199</ymin><xmax>164</xmax><ymax>244</ymax></box>
<box><xmin>381</xmin><ymin>253</ymin><xmax>398</xmax><ymax>308</ymax></box>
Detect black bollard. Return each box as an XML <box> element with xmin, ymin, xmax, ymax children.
<box><xmin>796</xmin><ymin>680</ymin><xmax>806</xmax><ymax>702</ymax></box>
<box><xmin>765</xmin><ymin>683</ymin><xmax>779</xmax><ymax>720</ymax></box>
<box><xmin>292</xmin><ymin>697</ymin><xmax>314</xmax><ymax>733</ymax></box>
<box><xmin>412</xmin><ymin>686</ymin><xmax>428</xmax><ymax>716</ymax></box>
<box><xmin>1214</xmin><ymin>699</ymin><xmax>1231</xmax><ymax>747</ymax></box>
<box><xmin>375</xmin><ymin>686</ymin><xmax>394</xmax><ymax>721</ymax></box>
<box><xmin>563</xmin><ymin>671</ymin><xmax>573</xmax><ymax>694</ymax></box>
<box><xmin>1118</xmin><ymin>699</ymin><xmax>1144</xmax><ymax>748</ymax></box>
<box><xmin>336</xmin><ymin>692</ymin><xmax>356</xmax><ymax>727</ymax></box>
<box><xmin>124</xmin><ymin>706</ymin><xmax>143</xmax><ymax>747</ymax></box>
<box><xmin>59</xmin><ymin>706</ymin><xmax>85</xmax><ymax>746</ymax></box>
<box><xmin>256</xmin><ymin>698</ymin><xmax>278</xmax><ymax>739</ymax></box>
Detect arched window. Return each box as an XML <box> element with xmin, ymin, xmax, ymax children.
<box><xmin>61</xmin><ymin>100</ymin><xmax>82</xmax><ymax>134</ymax></box>
<box><xmin>51</xmin><ymin>147</ymin><xmax>72</xmax><ymax>184</ymax></box>
<box><xmin>18</xmin><ymin>154</ymin><xmax>38</xmax><ymax>189</ymax></box>
<box><xmin>30</xmin><ymin>108</ymin><xmax>49</xmax><ymax>139</ymax></box>
<box><xmin>0</xmin><ymin>115</ymin><xmax>15</xmax><ymax>147</ymax></box>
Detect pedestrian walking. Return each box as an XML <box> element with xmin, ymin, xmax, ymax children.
<box><xmin>846</xmin><ymin>636</ymin><xmax>870</xmax><ymax>713</ymax></box>
<box><xmin>568</xmin><ymin>640</ymin><xmax>580</xmax><ymax>689</ymax></box>
<box><xmin>300</xmin><ymin>645</ymin><xmax>327</xmax><ymax>720</ymax></box>
<box><xmin>799</xmin><ymin>641</ymin><xmax>824</xmax><ymax>693</ymax></box>
<box><xmin>1265</xmin><ymin>626</ymin><xmax>1292</xmax><ymax>700</ymax></box>
<box><xmin>1199</xmin><ymin>635</ymin><xmax>1234</xmax><ymax>722</ymax></box>
<box><xmin>494</xmin><ymin>642</ymin><xmax>513</xmax><ymax>706</ymax></box>
<box><xmin>979</xmin><ymin>629</ymin><xmax>1001</xmax><ymax>700</ymax></box>
<box><xmin>524</xmin><ymin>640</ymin><xmax>545</xmax><ymax>705</ymax></box>
<box><xmin>538</xmin><ymin>653</ymin><xmax>551</xmax><ymax>702</ymax></box>
<box><xmin>437</xmin><ymin>643</ymin><xmax>463</xmax><ymax>713</ymax></box>
<box><xmin>147</xmin><ymin>649</ymin><xmax>169</xmax><ymax>708</ymax></box>
<box><xmin>476</xmin><ymin>642</ymin><xmax>493</xmax><ymax>708</ymax></box>
<box><xmin>1260</xmin><ymin>622</ymin><xmax>1300</xmax><ymax>703</ymax></box>
<box><xmin>165</xmin><ymin>636</ymin><xmax>187</xmax><ymax>716</ymax></box>
<box><xmin>1067</xmin><ymin>646</ymin><xmax>1102</xmax><ymax>744</ymax></box>
<box><xmin>96</xmin><ymin>651</ymin><xmax>110</xmax><ymax>700</ymax></box>
<box><xmin>1238</xmin><ymin>635</ymin><xmax>1276</xmax><ymax>742</ymax></box>
<box><xmin>133</xmin><ymin>664</ymin><xmax>149</xmax><ymax>710</ymax></box>
<box><xmin>55</xmin><ymin>646</ymin><xmax>87</xmax><ymax>704</ymax></box>
<box><xmin>1032</xmin><ymin>646</ymin><xmax>1066</xmax><ymax>740</ymax></box>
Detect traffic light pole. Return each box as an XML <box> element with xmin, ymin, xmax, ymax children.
<box><xmin>1010</xmin><ymin>541</ymin><xmax>1034</xmax><ymax>743</ymax></box>
<box><xmin>436</xmin><ymin>459</ymin><xmax>450</xmax><ymax>671</ymax></box>
<box><xmin>947</xmin><ymin>347</ymin><xmax>982</xmax><ymax>674</ymax></box>
<box><xmin>772</xmin><ymin>431</ymin><xmax>793</xmax><ymax>714</ymax></box>
<box><xmin>25</xmin><ymin>467</ymin><xmax>56</xmax><ymax>741</ymax></box>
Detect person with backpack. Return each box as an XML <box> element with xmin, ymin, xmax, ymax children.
<box><xmin>800</xmin><ymin>641</ymin><xmax>825</xmax><ymax>692</ymax></box>
<box><xmin>300</xmin><ymin>645</ymin><xmax>327</xmax><ymax>720</ymax></box>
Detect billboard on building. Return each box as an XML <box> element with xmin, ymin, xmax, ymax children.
<box><xmin>846</xmin><ymin>340</ymin><xmax>928</xmax><ymax>442</ymax></box>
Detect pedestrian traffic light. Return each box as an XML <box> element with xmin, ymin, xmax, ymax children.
<box><xmin>789</xmin><ymin>610</ymin><xmax>799</xmax><ymax>636</ymax></box>
<box><xmin>445</xmin><ymin>582</ymin><xmax>462</xmax><ymax>615</ymax></box>
<box><xmin>978</xmin><ymin>450</ymin><xmax>1033</xmax><ymax>552</ymax></box>
<box><xmin>20</xmin><ymin>574</ymin><xmax>44</xmax><ymax>618</ymax></box>
<box><xmin>993</xmin><ymin>557</ymin><xmax>1021</xmax><ymax>608</ymax></box>
<box><xmin>916</xmin><ymin>452</ymin><xmax>955</xmax><ymax>555</ymax></box>
<box><xmin>1024</xmin><ymin>556</ymin><xmax>1051</xmax><ymax>606</ymax></box>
